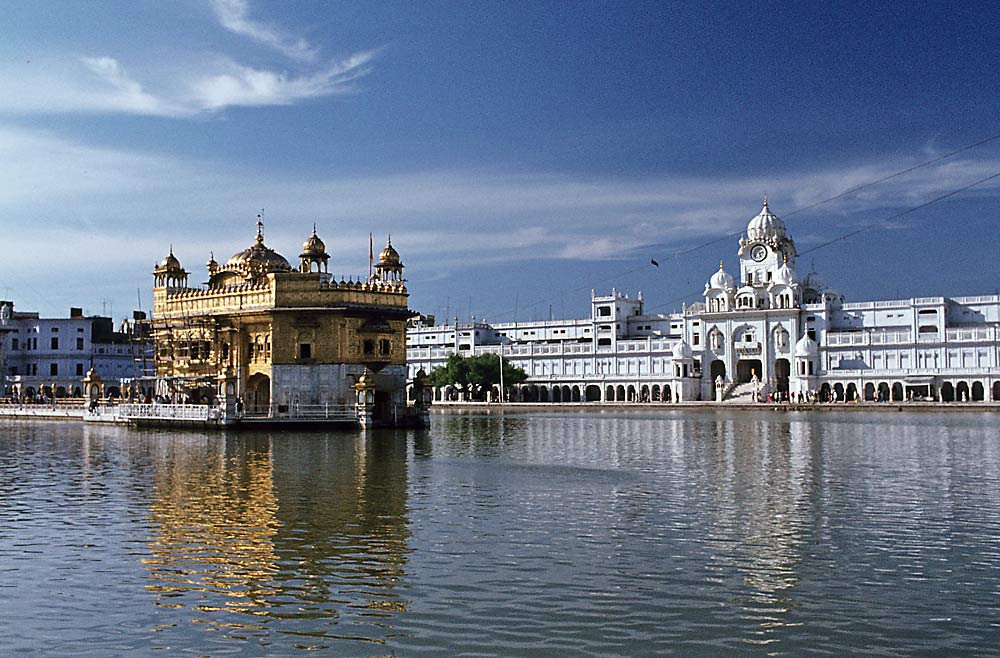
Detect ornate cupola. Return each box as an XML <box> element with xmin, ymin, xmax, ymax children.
<box><xmin>154</xmin><ymin>247</ymin><xmax>188</xmax><ymax>288</ymax></box>
<box><xmin>209</xmin><ymin>214</ymin><xmax>293</xmax><ymax>286</ymax></box>
<box><xmin>299</xmin><ymin>224</ymin><xmax>329</xmax><ymax>273</ymax></box>
<box><xmin>374</xmin><ymin>236</ymin><xmax>404</xmax><ymax>282</ymax></box>
<box><xmin>737</xmin><ymin>197</ymin><xmax>798</xmax><ymax>294</ymax></box>
<box><xmin>207</xmin><ymin>251</ymin><xmax>219</xmax><ymax>277</ymax></box>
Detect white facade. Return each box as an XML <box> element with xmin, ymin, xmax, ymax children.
<box><xmin>0</xmin><ymin>301</ymin><xmax>151</xmax><ymax>400</ymax></box>
<box><xmin>407</xmin><ymin>200</ymin><xmax>1000</xmax><ymax>404</ymax></box>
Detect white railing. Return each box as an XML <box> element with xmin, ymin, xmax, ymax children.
<box><xmin>244</xmin><ymin>403</ymin><xmax>356</xmax><ymax>420</ymax></box>
<box><xmin>118</xmin><ymin>403</ymin><xmax>222</xmax><ymax>422</ymax></box>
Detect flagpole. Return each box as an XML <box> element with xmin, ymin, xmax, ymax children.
<box><xmin>369</xmin><ymin>233</ymin><xmax>373</xmax><ymax>281</ymax></box>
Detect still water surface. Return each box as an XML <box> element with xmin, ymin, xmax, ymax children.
<box><xmin>1</xmin><ymin>411</ymin><xmax>999</xmax><ymax>657</ymax></box>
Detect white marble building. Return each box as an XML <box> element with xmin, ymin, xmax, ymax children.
<box><xmin>0</xmin><ymin>301</ymin><xmax>151</xmax><ymax>400</ymax></box>
<box><xmin>407</xmin><ymin>200</ymin><xmax>1000</xmax><ymax>403</ymax></box>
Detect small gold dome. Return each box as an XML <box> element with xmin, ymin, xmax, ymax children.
<box><xmin>378</xmin><ymin>237</ymin><xmax>401</xmax><ymax>266</ymax></box>
<box><xmin>159</xmin><ymin>248</ymin><xmax>182</xmax><ymax>270</ymax></box>
<box><xmin>302</xmin><ymin>224</ymin><xmax>326</xmax><ymax>256</ymax></box>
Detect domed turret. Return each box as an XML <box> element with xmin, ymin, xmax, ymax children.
<box><xmin>773</xmin><ymin>257</ymin><xmax>795</xmax><ymax>285</ymax></box>
<box><xmin>373</xmin><ymin>235</ymin><xmax>404</xmax><ymax>282</ymax></box>
<box><xmin>794</xmin><ymin>334</ymin><xmax>818</xmax><ymax>357</ymax></box>
<box><xmin>299</xmin><ymin>224</ymin><xmax>329</xmax><ymax>273</ymax></box>
<box><xmin>213</xmin><ymin>216</ymin><xmax>292</xmax><ymax>285</ymax></box>
<box><xmin>709</xmin><ymin>261</ymin><xmax>734</xmax><ymax>289</ymax></box>
<box><xmin>207</xmin><ymin>251</ymin><xmax>219</xmax><ymax>276</ymax></box>
<box><xmin>159</xmin><ymin>247</ymin><xmax>181</xmax><ymax>271</ymax></box>
<box><xmin>747</xmin><ymin>196</ymin><xmax>787</xmax><ymax>242</ymax></box>
<box><xmin>672</xmin><ymin>339</ymin><xmax>693</xmax><ymax>360</ymax></box>
<box><xmin>154</xmin><ymin>246</ymin><xmax>188</xmax><ymax>288</ymax></box>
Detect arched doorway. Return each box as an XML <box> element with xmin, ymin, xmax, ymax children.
<box><xmin>972</xmin><ymin>382</ymin><xmax>985</xmax><ymax>401</ymax></box>
<box><xmin>774</xmin><ymin>359</ymin><xmax>790</xmax><ymax>393</ymax></box>
<box><xmin>710</xmin><ymin>359</ymin><xmax>726</xmax><ymax>383</ymax></box>
<box><xmin>605</xmin><ymin>385</ymin><xmax>614</xmax><ymax>402</ymax></box>
<box><xmin>956</xmin><ymin>381</ymin><xmax>970</xmax><ymax>402</ymax></box>
<box><xmin>877</xmin><ymin>382</ymin><xmax>890</xmax><ymax>402</ymax></box>
<box><xmin>552</xmin><ymin>386</ymin><xmax>562</xmax><ymax>403</ymax></box>
<box><xmin>640</xmin><ymin>385</ymin><xmax>650</xmax><ymax>402</ymax></box>
<box><xmin>651</xmin><ymin>385</ymin><xmax>661</xmax><ymax>401</ymax></box>
<box><xmin>819</xmin><ymin>383</ymin><xmax>831</xmax><ymax>402</ymax></box>
<box><xmin>662</xmin><ymin>384</ymin><xmax>672</xmax><ymax>402</ymax></box>
<box><xmin>833</xmin><ymin>383</ymin><xmax>845</xmax><ymax>402</ymax></box>
<box><xmin>846</xmin><ymin>383</ymin><xmax>858</xmax><ymax>402</ymax></box>
<box><xmin>562</xmin><ymin>385</ymin><xmax>572</xmax><ymax>402</ymax></box>
<box><xmin>616</xmin><ymin>385</ymin><xmax>625</xmax><ymax>402</ymax></box>
<box><xmin>736</xmin><ymin>359</ymin><xmax>762</xmax><ymax>384</ymax></box>
<box><xmin>993</xmin><ymin>381</ymin><xmax>1000</xmax><ymax>401</ymax></box>
<box><xmin>539</xmin><ymin>386</ymin><xmax>549</xmax><ymax>402</ymax></box>
<box><xmin>571</xmin><ymin>386</ymin><xmax>581</xmax><ymax>402</ymax></box>
<box><xmin>586</xmin><ymin>385</ymin><xmax>602</xmax><ymax>402</ymax></box>
<box><xmin>864</xmin><ymin>383</ymin><xmax>875</xmax><ymax>401</ymax></box>
<box><xmin>626</xmin><ymin>385</ymin><xmax>636</xmax><ymax>402</ymax></box>
<box><xmin>246</xmin><ymin>373</ymin><xmax>271</xmax><ymax>414</ymax></box>
<box><xmin>941</xmin><ymin>381</ymin><xmax>955</xmax><ymax>402</ymax></box>
<box><xmin>891</xmin><ymin>382</ymin><xmax>904</xmax><ymax>401</ymax></box>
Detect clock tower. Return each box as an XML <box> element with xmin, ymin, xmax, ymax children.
<box><xmin>737</xmin><ymin>197</ymin><xmax>797</xmax><ymax>288</ymax></box>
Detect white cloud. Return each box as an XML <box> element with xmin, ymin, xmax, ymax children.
<box><xmin>2</xmin><ymin>124</ymin><xmax>1000</xmax><ymax>315</ymax></box>
<box><xmin>211</xmin><ymin>0</ymin><xmax>318</xmax><ymax>62</ymax></box>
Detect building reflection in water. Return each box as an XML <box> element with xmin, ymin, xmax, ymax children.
<box><xmin>142</xmin><ymin>431</ymin><xmax>411</xmax><ymax>648</ymax></box>
<box><xmin>702</xmin><ymin>414</ymin><xmax>818</xmax><ymax>648</ymax></box>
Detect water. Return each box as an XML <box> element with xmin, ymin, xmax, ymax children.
<box><xmin>1</xmin><ymin>410</ymin><xmax>999</xmax><ymax>657</ymax></box>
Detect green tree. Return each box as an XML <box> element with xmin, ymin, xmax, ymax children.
<box><xmin>428</xmin><ymin>353</ymin><xmax>527</xmax><ymax>400</ymax></box>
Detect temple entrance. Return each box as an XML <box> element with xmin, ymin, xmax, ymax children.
<box><xmin>774</xmin><ymin>358</ymin><xmax>790</xmax><ymax>392</ymax></box>
<box><xmin>374</xmin><ymin>390</ymin><xmax>392</xmax><ymax>421</ymax></box>
<box><xmin>246</xmin><ymin>373</ymin><xmax>271</xmax><ymax>414</ymax></box>
<box><xmin>736</xmin><ymin>359</ymin><xmax>763</xmax><ymax>384</ymax></box>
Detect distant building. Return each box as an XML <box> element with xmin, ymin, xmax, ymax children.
<box><xmin>407</xmin><ymin>199</ymin><xmax>1000</xmax><ymax>404</ymax></box>
<box><xmin>0</xmin><ymin>301</ymin><xmax>150</xmax><ymax>400</ymax></box>
<box><xmin>151</xmin><ymin>220</ymin><xmax>415</xmax><ymax>425</ymax></box>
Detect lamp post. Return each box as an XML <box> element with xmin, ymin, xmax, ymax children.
<box><xmin>498</xmin><ymin>345</ymin><xmax>505</xmax><ymax>404</ymax></box>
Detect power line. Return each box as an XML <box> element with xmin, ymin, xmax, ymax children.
<box><xmin>642</xmin><ymin>167</ymin><xmax>1000</xmax><ymax>314</ymax></box>
<box><xmin>474</xmin><ymin>130</ymin><xmax>1000</xmax><ymax>322</ymax></box>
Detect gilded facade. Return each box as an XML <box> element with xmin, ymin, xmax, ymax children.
<box><xmin>152</xmin><ymin>220</ymin><xmax>413</xmax><ymax>424</ymax></box>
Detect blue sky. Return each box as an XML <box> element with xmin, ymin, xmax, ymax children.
<box><xmin>1</xmin><ymin>0</ymin><xmax>999</xmax><ymax>322</ymax></box>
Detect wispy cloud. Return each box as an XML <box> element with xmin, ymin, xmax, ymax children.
<box><xmin>212</xmin><ymin>0</ymin><xmax>318</xmax><ymax>62</ymax></box>
<box><xmin>0</xmin><ymin>1</ymin><xmax>375</xmax><ymax>117</ymax></box>
<box><xmin>3</xmin><ymin>125</ymin><xmax>1000</xmax><ymax>270</ymax></box>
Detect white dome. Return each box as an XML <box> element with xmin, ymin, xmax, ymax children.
<box><xmin>709</xmin><ymin>261</ymin><xmax>734</xmax><ymax>289</ymax></box>
<box><xmin>747</xmin><ymin>197</ymin><xmax>787</xmax><ymax>242</ymax></box>
<box><xmin>672</xmin><ymin>339</ymin><xmax>693</xmax><ymax>359</ymax></box>
<box><xmin>773</xmin><ymin>261</ymin><xmax>795</xmax><ymax>285</ymax></box>
<box><xmin>794</xmin><ymin>334</ymin><xmax>818</xmax><ymax>357</ymax></box>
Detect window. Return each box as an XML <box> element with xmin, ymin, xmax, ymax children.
<box><xmin>76</xmin><ymin>338</ymin><xmax>84</xmax><ymax>350</ymax></box>
<box><xmin>50</xmin><ymin>363</ymin><xmax>58</xmax><ymax>376</ymax></box>
<box><xmin>76</xmin><ymin>364</ymin><xmax>84</xmax><ymax>376</ymax></box>
<box><xmin>11</xmin><ymin>338</ymin><xmax>17</xmax><ymax>350</ymax></box>
<box><xmin>693</xmin><ymin>334</ymin><xmax>700</xmax><ymax>346</ymax></box>
<box><xmin>51</xmin><ymin>337</ymin><xmax>59</xmax><ymax>350</ymax></box>
<box><xmin>299</xmin><ymin>343</ymin><xmax>312</xmax><ymax>359</ymax></box>
<box><xmin>598</xmin><ymin>306</ymin><xmax>612</xmax><ymax>317</ymax></box>
<box><xmin>379</xmin><ymin>339</ymin><xmax>391</xmax><ymax>355</ymax></box>
<box><xmin>363</xmin><ymin>340</ymin><xmax>375</xmax><ymax>355</ymax></box>
<box><xmin>598</xmin><ymin>337</ymin><xmax>612</xmax><ymax>346</ymax></box>
<box><xmin>51</xmin><ymin>327</ymin><xmax>59</xmax><ymax>332</ymax></box>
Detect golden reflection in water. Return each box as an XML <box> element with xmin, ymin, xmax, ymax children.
<box><xmin>141</xmin><ymin>432</ymin><xmax>412</xmax><ymax>642</ymax></box>
<box><xmin>704</xmin><ymin>416</ymin><xmax>817</xmax><ymax>646</ymax></box>
<box><xmin>142</xmin><ymin>437</ymin><xmax>281</xmax><ymax>624</ymax></box>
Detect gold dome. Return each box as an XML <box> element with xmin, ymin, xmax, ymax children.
<box><xmin>224</xmin><ymin>220</ymin><xmax>292</xmax><ymax>274</ymax></box>
<box><xmin>301</xmin><ymin>224</ymin><xmax>327</xmax><ymax>257</ymax></box>
<box><xmin>378</xmin><ymin>237</ymin><xmax>402</xmax><ymax>266</ymax></box>
<box><xmin>159</xmin><ymin>247</ymin><xmax>182</xmax><ymax>271</ymax></box>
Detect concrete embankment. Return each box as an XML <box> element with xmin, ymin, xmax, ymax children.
<box><xmin>0</xmin><ymin>405</ymin><xmax>85</xmax><ymax>420</ymax></box>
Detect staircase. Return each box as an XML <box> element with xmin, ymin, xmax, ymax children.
<box><xmin>723</xmin><ymin>381</ymin><xmax>759</xmax><ymax>403</ymax></box>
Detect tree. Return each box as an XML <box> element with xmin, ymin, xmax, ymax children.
<box><xmin>428</xmin><ymin>352</ymin><xmax>527</xmax><ymax>400</ymax></box>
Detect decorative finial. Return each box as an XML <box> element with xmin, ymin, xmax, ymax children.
<box><xmin>783</xmin><ymin>253</ymin><xmax>788</xmax><ymax>264</ymax></box>
<box><xmin>169</xmin><ymin>244</ymin><xmax>174</xmax><ymax>255</ymax></box>
<box><xmin>256</xmin><ymin>209</ymin><xmax>264</xmax><ymax>244</ymax></box>
<box><xmin>763</xmin><ymin>192</ymin><xmax>768</xmax><ymax>206</ymax></box>
<box><xmin>719</xmin><ymin>260</ymin><xmax>724</xmax><ymax>270</ymax></box>
<box><xmin>387</xmin><ymin>233</ymin><xmax>392</xmax><ymax>245</ymax></box>
<box><xmin>312</xmin><ymin>222</ymin><xmax>317</xmax><ymax>236</ymax></box>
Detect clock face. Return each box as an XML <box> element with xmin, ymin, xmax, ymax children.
<box><xmin>750</xmin><ymin>244</ymin><xmax>767</xmax><ymax>262</ymax></box>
